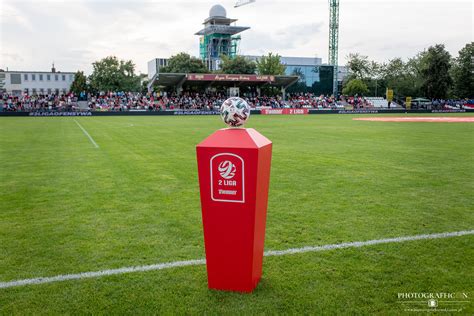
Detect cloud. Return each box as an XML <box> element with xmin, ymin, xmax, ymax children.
<box><xmin>242</xmin><ymin>22</ymin><xmax>324</xmax><ymax>55</ymax></box>
<box><xmin>0</xmin><ymin>0</ymin><xmax>472</xmax><ymax>74</ymax></box>
<box><xmin>0</xmin><ymin>52</ymin><xmax>24</xmax><ymax>64</ymax></box>
<box><xmin>0</xmin><ymin>2</ymin><xmax>34</xmax><ymax>32</ymax></box>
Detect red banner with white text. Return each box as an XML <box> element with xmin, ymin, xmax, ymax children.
<box><xmin>260</xmin><ymin>108</ymin><xmax>309</xmax><ymax>115</ymax></box>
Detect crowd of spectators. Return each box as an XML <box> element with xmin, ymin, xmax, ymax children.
<box><xmin>344</xmin><ymin>96</ymin><xmax>373</xmax><ymax>109</ymax></box>
<box><xmin>0</xmin><ymin>93</ymin><xmax>80</xmax><ymax>112</ymax></box>
<box><xmin>1</xmin><ymin>91</ymin><xmax>472</xmax><ymax>112</ymax></box>
<box><xmin>1</xmin><ymin>91</ymin><xmax>343</xmax><ymax>112</ymax></box>
<box><xmin>86</xmin><ymin>92</ymin><xmax>343</xmax><ymax>111</ymax></box>
<box><xmin>151</xmin><ymin>92</ymin><xmax>341</xmax><ymax>110</ymax></box>
<box><xmin>431</xmin><ymin>99</ymin><xmax>471</xmax><ymax>110</ymax></box>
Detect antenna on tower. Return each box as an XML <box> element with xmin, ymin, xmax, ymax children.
<box><xmin>234</xmin><ymin>0</ymin><xmax>255</xmax><ymax>8</ymax></box>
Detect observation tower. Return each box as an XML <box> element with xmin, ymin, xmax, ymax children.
<box><xmin>195</xmin><ymin>4</ymin><xmax>250</xmax><ymax>71</ymax></box>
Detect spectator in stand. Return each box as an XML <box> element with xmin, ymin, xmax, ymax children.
<box><xmin>0</xmin><ymin>91</ymin><xmax>366</xmax><ymax>112</ymax></box>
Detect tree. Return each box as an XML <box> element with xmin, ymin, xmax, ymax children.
<box><xmin>403</xmin><ymin>52</ymin><xmax>427</xmax><ymax>97</ymax></box>
<box><xmin>365</xmin><ymin>60</ymin><xmax>384</xmax><ymax>97</ymax></box>
<box><xmin>69</xmin><ymin>71</ymin><xmax>88</xmax><ymax>95</ymax></box>
<box><xmin>345</xmin><ymin>54</ymin><xmax>384</xmax><ymax>96</ymax></box>
<box><xmin>380</xmin><ymin>57</ymin><xmax>420</xmax><ymax>98</ymax></box>
<box><xmin>342</xmin><ymin>79</ymin><xmax>369</xmax><ymax>96</ymax></box>
<box><xmin>138</xmin><ymin>74</ymin><xmax>149</xmax><ymax>94</ymax></box>
<box><xmin>346</xmin><ymin>53</ymin><xmax>372</xmax><ymax>80</ymax></box>
<box><xmin>256</xmin><ymin>53</ymin><xmax>286</xmax><ymax>75</ymax></box>
<box><xmin>384</xmin><ymin>58</ymin><xmax>405</xmax><ymax>81</ymax></box>
<box><xmin>420</xmin><ymin>44</ymin><xmax>453</xmax><ymax>99</ymax></box>
<box><xmin>89</xmin><ymin>56</ymin><xmax>141</xmax><ymax>92</ymax></box>
<box><xmin>160</xmin><ymin>52</ymin><xmax>207</xmax><ymax>73</ymax></box>
<box><xmin>219</xmin><ymin>55</ymin><xmax>256</xmax><ymax>74</ymax></box>
<box><xmin>452</xmin><ymin>42</ymin><xmax>474</xmax><ymax>98</ymax></box>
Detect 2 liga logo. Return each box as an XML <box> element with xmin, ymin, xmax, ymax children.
<box><xmin>210</xmin><ymin>153</ymin><xmax>245</xmax><ymax>203</ymax></box>
<box><xmin>218</xmin><ymin>161</ymin><xmax>236</xmax><ymax>179</ymax></box>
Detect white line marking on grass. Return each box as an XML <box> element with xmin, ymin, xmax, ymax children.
<box><xmin>0</xmin><ymin>259</ymin><xmax>205</xmax><ymax>289</ymax></box>
<box><xmin>0</xmin><ymin>230</ymin><xmax>472</xmax><ymax>289</ymax></box>
<box><xmin>263</xmin><ymin>230</ymin><xmax>473</xmax><ymax>256</ymax></box>
<box><xmin>74</xmin><ymin>119</ymin><xmax>99</xmax><ymax>148</ymax></box>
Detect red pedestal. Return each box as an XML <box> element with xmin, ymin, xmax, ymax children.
<box><xmin>196</xmin><ymin>128</ymin><xmax>272</xmax><ymax>292</ymax></box>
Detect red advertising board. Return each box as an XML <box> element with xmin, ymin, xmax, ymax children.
<box><xmin>260</xmin><ymin>108</ymin><xmax>309</xmax><ymax>115</ymax></box>
<box><xmin>187</xmin><ymin>74</ymin><xmax>275</xmax><ymax>82</ymax></box>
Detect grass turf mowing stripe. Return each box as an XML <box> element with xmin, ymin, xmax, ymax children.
<box><xmin>73</xmin><ymin>119</ymin><xmax>99</xmax><ymax>148</ymax></box>
<box><xmin>1</xmin><ymin>230</ymin><xmax>472</xmax><ymax>289</ymax></box>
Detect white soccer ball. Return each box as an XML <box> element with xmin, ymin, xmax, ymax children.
<box><xmin>220</xmin><ymin>97</ymin><xmax>250</xmax><ymax>127</ymax></box>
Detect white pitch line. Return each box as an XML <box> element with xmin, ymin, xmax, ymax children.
<box><xmin>0</xmin><ymin>230</ymin><xmax>472</xmax><ymax>289</ymax></box>
<box><xmin>0</xmin><ymin>259</ymin><xmax>205</xmax><ymax>290</ymax></box>
<box><xmin>263</xmin><ymin>230</ymin><xmax>474</xmax><ymax>256</ymax></box>
<box><xmin>73</xmin><ymin>119</ymin><xmax>99</xmax><ymax>148</ymax></box>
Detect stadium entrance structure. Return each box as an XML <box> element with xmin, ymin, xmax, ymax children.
<box><xmin>195</xmin><ymin>4</ymin><xmax>250</xmax><ymax>71</ymax></box>
<box><xmin>148</xmin><ymin>73</ymin><xmax>299</xmax><ymax>99</ymax></box>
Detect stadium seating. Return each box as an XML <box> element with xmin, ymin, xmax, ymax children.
<box><xmin>365</xmin><ymin>97</ymin><xmax>393</xmax><ymax>108</ymax></box>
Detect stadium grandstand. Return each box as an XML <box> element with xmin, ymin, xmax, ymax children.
<box><xmin>147</xmin><ymin>73</ymin><xmax>299</xmax><ymax>100</ymax></box>
<box><xmin>2</xmin><ymin>91</ymin><xmax>472</xmax><ymax>113</ymax></box>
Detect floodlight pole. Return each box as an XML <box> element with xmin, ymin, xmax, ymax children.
<box><xmin>329</xmin><ymin>0</ymin><xmax>340</xmax><ymax>97</ymax></box>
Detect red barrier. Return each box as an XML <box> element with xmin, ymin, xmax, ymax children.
<box><xmin>196</xmin><ymin>128</ymin><xmax>272</xmax><ymax>292</ymax></box>
<box><xmin>260</xmin><ymin>108</ymin><xmax>309</xmax><ymax>115</ymax></box>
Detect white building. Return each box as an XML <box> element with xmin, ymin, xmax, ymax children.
<box><xmin>0</xmin><ymin>66</ymin><xmax>75</xmax><ymax>96</ymax></box>
<box><xmin>147</xmin><ymin>58</ymin><xmax>169</xmax><ymax>80</ymax></box>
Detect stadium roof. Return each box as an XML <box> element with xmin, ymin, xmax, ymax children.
<box><xmin>148</xmin><ymin>73</ymin><xmax>299</xmax><ymax>90</ymax></box>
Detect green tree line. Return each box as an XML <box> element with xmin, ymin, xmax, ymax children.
<box><xmin>72</xmin><ymin>42</ymin><xmax>472</xmax><ymax>98</ymax></box>
<box><xmin>70</xmin><ymin>56</ymin><xmax>145</xmax><ymax>94</ymax></box>
<box><xmin>343</xmin><ymin>42</ymin><xmax>473</xmax><ymax>99</ymax></box>
<box><xmin>160</xmin><ymin>52</ymin><xmax>286</xmax><ymax>75</ymax></box>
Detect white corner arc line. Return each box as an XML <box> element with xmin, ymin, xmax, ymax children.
<box><xmin>0</xmin><ymin>230</ymin><xmax>472</xmax><ymax>289</ymax></box>
<box><xmin>74</xmin><ymin>119</ymin><xmax>99</xmax><ymax>148</ymax></box>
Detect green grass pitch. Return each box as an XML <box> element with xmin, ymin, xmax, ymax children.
<box><xmin>0</xmin><ymin>114</ymin><xmax>473</xmax><ymax>314</ymax></box>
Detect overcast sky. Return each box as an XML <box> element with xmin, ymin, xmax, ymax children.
<box><xmin>0</xmin><ymin>0</ymin><xmax>472</xmax><ymax>74</ymax></box>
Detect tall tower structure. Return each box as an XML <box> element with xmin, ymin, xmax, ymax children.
<box><xmin>195</xmin><ymin>4</ymin><xmax>250</xmax><ymax>71</ymax></box>
<box><xmin>328</xmin><ymin>0</ymin><xmax>340</xmax><ymax>96</ymax></box>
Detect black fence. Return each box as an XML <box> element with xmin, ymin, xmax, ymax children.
<box><xmin>0</xmin><ymin>109</ymin><xmax>472</xmax><ymax>117</ymax></box>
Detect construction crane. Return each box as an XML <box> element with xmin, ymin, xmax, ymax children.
<box><xmin>328</xmin><ymin>0</ymin><xmax>340</xmax><ymax>96</ymax></box>
<box><xmin>235</xmin><ymin>0</ymin><xmax>339</xmax><ymax>96</ymax></box>
<box><xmin>234</xmin><ymin>0</ymin><xmax>255</xmax><ymax>8</ymax></box>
